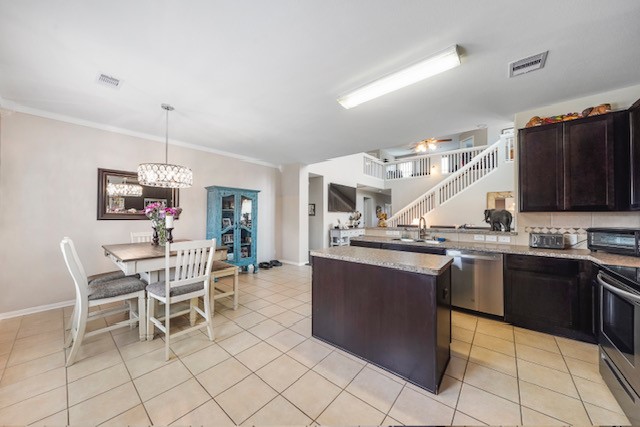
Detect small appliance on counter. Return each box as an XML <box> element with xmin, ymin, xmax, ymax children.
<box><xmin>587</xmin><ymin>228</ymin><xmax>640</xmax><ymax>257</ymax></box>
<box><xmin>529</xmin><ymin>233</ymin><xmax>569</xmax><ymax>249</ymax></box>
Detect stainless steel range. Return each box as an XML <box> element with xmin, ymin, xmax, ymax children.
<box><xmin>597</xmin><ymin>264</ymin><xmax>640</xmax><ymax>424</ymax></box>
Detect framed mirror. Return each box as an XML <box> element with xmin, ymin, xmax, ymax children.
<box><xmin>97</xmin><ymin>168</ymin><xmax>179</xmax><ymax>220</ymax></box>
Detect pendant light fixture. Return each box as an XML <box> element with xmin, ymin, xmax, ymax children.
<box><xmin>138</xmin><ymin>104</ymin><xmax>193</xmax><ymax>188</ymax></box>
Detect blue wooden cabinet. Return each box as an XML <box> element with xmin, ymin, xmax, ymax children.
<box><xmin>206</xmin><ymin>186</ymin><xmax>259</xmax><ymax>272</ymax></box>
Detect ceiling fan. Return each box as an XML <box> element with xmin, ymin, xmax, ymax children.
<box><xmin>412</xmin><ymin>137</ymin><xmax>452</xmax><ymax>153</ymax></box>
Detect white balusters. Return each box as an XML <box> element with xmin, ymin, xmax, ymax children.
<box><xmin>387</xmin><ymin>140</ymin><xmax>505</xmax><ymax>227</ymax></box>
<box><xmin>362</xmin><ymin>155</ymin><xmax>386</xmax><ymax>179</ymax></box>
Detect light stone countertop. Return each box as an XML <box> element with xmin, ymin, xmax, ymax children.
<box><xmin>364</xmin><ymin>226</ymin><xmax>518</xmax><ymax>236</ymax></box>
<box><xmin>351</xmin><ymin>236</ymin><xmax>640</xmax><ymax>268</ymax></box>
<box><xmin>310</xmin><ymin>246</ymin><xmax>453</xmax><ymax>276</ymax></box>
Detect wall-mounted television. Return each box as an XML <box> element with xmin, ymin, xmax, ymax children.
<box><xmin>328</xmin><ymin>183</ymin><xmax>356</xmax><ymax>212</ymax></box>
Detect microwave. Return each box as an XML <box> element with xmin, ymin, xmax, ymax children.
<box><xmin>587</xmin><ymin>228</ymin><xmax>640</xmax><ymax>257</ymax></box>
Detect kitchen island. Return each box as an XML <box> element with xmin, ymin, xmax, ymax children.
<box><xmin>310</xmin><ymin>246</ymin><xmax>452</xmax><ymax>394</ymax></box>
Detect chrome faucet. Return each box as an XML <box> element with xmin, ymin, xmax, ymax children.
<box><xmin>419</xmin><ymin>217</ymin><xmax>427</xmax><ymax>239</ymax></box>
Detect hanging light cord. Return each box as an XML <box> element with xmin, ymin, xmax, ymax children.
<box><xmin>161</xmin><ymin>103</ymin><xmax>174</xmax><ymax>165</ymax></box>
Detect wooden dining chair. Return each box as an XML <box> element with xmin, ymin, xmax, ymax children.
<box><xmin>211</xmin><ymin>261</ymin><xmax>239</xmax><ymax>310</ymax></box>
<box><xmin>60</xmin><ymin>237</ymin><xmax>147</xmax><ymax>366</ymax></box>
<box><xmin>130</xmin><ymin>231</ymin><xmax>153</xmax><ymax>243</ymax></box>
<box><xmin>146</xmin><ymin>239</ymin><xmax>216</xmax><ymax>360</ymax></box>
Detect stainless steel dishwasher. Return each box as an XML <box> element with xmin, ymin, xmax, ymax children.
<box><xmin>445</xmin><ymin>249</ymin><xmax>504</xmax><ymax>316</ymax></box>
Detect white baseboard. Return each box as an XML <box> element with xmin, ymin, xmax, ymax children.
<box><xmin>279</xmin><ymin>260</ymin><xmax>309</xmax><ymax>267</ymax></box>
<box><xmin>0</xmin><ymin>299</ymin><xmax>75</xmax><ymax>320</ymax></box>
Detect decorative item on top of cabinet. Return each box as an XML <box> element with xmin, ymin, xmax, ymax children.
<box><xmin>518</xmin><ymin>111</ymin><xmax>630</xmax><ymax>212</ymax></box>
<box><xmin>206</xmin><ymin>186</ymin><xmax>259</xmax><ymax>272</ymax></box>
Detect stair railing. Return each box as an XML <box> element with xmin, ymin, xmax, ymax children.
<box><xmin>387</xmin><ymin>137</ymin><xmax>506</xmax><ymax>227</ymax></box>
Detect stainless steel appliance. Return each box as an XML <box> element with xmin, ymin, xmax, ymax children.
<box><xmin>529</xmin><ymin>233</ymin><xmax>567</xmax><ymax>249</ymax></box>
<box><xmin>587</xmin><ymin>228</ymin><xmax>640</xmax><ymax>257</ymax></box>
<box><xmin>446</xmin><ymin>249</ymin><xmax>504</xmax><ymax>316</ymax></box>
<box><xmin>597</xmin><ymin>265</ymin><xmax>640</xmax><ymax>425</ymax></box>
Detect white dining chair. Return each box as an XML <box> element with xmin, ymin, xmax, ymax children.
<box><xmin>60</xmin><ymin>237</ymin><xmax>147</xmax><ymax>366</ymax></box>
<box><xmin>131</xmin><ymin>231</ymin><xmax>154</xmax><ymax>243</ymax></box>
<box><xmin>146</xmin><ymin>239</ymin><xmax>216</xmax><ymax>360</ymax></box>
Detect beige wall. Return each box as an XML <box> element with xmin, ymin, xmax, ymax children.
<box><xmin>279</xmin><ymin>164</ymin><xmax>309</xmax><ymax>265</ymax></box>
<box><xmin>0</xmin><ymin>112</ymin><xmax>281</xmax><ymax>315</ymax></box>
<box><xmin>459</xmin><ymin>128</ymin><xmax>487</xmax><ymax>147</ymax></box>
<box><xmin>512</xmin><ymin>83</ymin><xmax>640</xmax><ymax>247</ymax></box>
<box><xmin>308</xmin><ymin>176</ymin><xmax>324</xmax><ymax>251</ymax></box>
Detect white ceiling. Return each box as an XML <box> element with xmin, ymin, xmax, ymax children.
<box><xmin>1</xmin><ymin>1</ymin><xmax>639</xmax><ymax>166</ymax></box>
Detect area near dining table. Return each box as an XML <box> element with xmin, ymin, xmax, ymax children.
<box><xmin>102</xmin><ymin>241</ymin><xmax>228</xmax><ymax>284</ymax></box>
<box><xmin>102</xmin><ymin>241</ymin><xmax>229</xmax><ymax>340</ymax></box>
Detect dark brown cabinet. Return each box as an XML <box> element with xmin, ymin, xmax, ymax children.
<box><xmin>518</xmin><ymin>112</ymin><xmax>629</xmax><ymax>212</ymax></box>
<box><xmin>631</xmin><ymin>99</ymin><xmax>640</xmax><ymax>209</ymax></box>
<box><xmin>312</xmin><ymin>255</ymin><xmax>451</xmax><ymax>393</ymax></box>
<box><xmin>504</xmin><ymin>254</ymin><xmax>595</xmax><ymax>343</ymax></box>
<box><xmin>519</xmin><ymin>124</ymin><xmax>564</xmax><ymax>211</ymax></box>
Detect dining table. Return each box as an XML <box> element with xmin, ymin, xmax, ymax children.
<box><xmin>102</xmin><ymin>241</ymin><xmax>228</xmax><ymax>340</ymax></box>
<box><xmin>102</xmin><ymin>240</ymin><xmax>228</xmax><ymax>284</ymax></box>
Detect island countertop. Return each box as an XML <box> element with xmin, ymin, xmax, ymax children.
<box><xmin>310</xmin><ymin>245</ymin><xmax>452</xmax><ymax>275</ymax></box>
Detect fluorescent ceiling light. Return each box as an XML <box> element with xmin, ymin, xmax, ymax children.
<box><xmin>338</xmin><ymin>45</ymin><xmax>460</xmax><ymax>109</ymax></box>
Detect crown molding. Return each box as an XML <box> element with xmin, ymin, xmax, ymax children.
<box><xmin>0</xmin><ymin>98</ymin><xmax>279</xmax><ymax>169</ymax></box>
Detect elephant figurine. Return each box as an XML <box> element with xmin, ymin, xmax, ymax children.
<box><xmin>484</xmin><ymin>209</ymin><xmax>513</xmax><ymax>232</ymax></box>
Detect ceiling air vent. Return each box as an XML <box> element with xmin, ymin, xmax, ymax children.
<box><xmin>509</xmin><ymin>51</ymin><xmax>548</xmax><ymax>78</ymax></box>
<box><xmin>96</xmin><ymin>73</ymin><xmax>122</xmax><ymax>89</ymax></box>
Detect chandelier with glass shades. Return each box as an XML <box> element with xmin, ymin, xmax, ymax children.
<box><xmin>138</xmin><ymin>104</ymin><xmax>193</xmax><ymax>188</ymax></box>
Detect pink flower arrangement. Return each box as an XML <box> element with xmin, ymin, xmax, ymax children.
<box><xmin>145</xmin><ymin>203</ymin><xmax>182</xmax><ymax>224</ymax></box>
<box><xmin>165</xmin><ymin>207</ymin><xmax>182</xmax><ymax>218</ymax></box>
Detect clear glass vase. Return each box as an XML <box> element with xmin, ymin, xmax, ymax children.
<box><xmin>152</xmin><ymin>221</ymin><xmax>167</xmax><ymax>246</ymax></box>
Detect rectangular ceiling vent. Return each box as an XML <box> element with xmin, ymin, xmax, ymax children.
<box><xmin>509</xmin><ymin>51</ymin><xmax>548</xmax><ymax>78</ymax></box>
<box><xmin>96</xmin><ymin>73</ymin><xmax>122</xmax><ymax>89</ymax></box>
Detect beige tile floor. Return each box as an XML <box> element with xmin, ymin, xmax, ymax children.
<box><xmin>0</xmin><ymin>264</ymin><xmax>631</xmax><ymax>426</ymax></box>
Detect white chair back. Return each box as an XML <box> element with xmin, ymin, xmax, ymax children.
<box><xmin>165</xmin><ymin>239</ymin><xmax>216</xmax><ymax>296</ymax></box>
<box><xmin>131</xmin><ymin>231</ymin><xmax>153</xmax><ymax>243</ymax></box>
<box><xmin>60</xmin><ymin>237</ymin><xmax>147</xmax><ymax>366</ymax></box>
<box><xmin>60</xmin><ymin>237</ymin><xmax>89</xmax><ymax>304</ymax></box>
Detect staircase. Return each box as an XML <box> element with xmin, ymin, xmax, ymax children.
<box><xmin>387</xmin><ymin>136</ymin><xmax>513</xmax><ymax>227</ymax></box>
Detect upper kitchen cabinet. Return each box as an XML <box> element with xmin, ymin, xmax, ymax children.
<box><xmin>519</xmin><ymin>111</ymin><xmax>629</xmax><ymax>212</ymax></box>
<box><xmin>631</xmin><ymin>99</ymin><xmax>640</xmax><ymax>209</ymax></box>
<box><xmin>519</xmin><ymin>124</ymin><xmax>564</xmax><ymax>211</ymax></box>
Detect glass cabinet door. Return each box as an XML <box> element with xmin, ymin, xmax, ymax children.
<box><xmin>220</xmin><ymin>194</ymin><xmax>236</xmax><ymax>261</ymax></box>
<box><xmin>238</xmin><ymin>194</ymin><xmax>254</xmax><ymax>261</ymax></box>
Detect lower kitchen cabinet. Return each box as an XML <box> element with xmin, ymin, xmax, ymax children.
<box><xmin>504</xmin><ymin>254</ymin><xmax>595</xmax><ymax>343</ymax></box>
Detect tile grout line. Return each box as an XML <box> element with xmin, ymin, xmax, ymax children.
<box><xmin>557</xmin><ymin>335</ymin><xmax>595</xmax><ymax>425</ymax></box>
<box><xmin>512</xmin><ymin>320</ymin><xmax>523</xmax><ymax>426</ymax></box>
<box><xmin>450</xmin><ymin>316</ymin><xmax>477</xmax><ymax>423</ymax></box>
<box><xmin>107</xmin><ymin>324</ymin><xmax>154</xmax><ymax>426</ymax></box>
